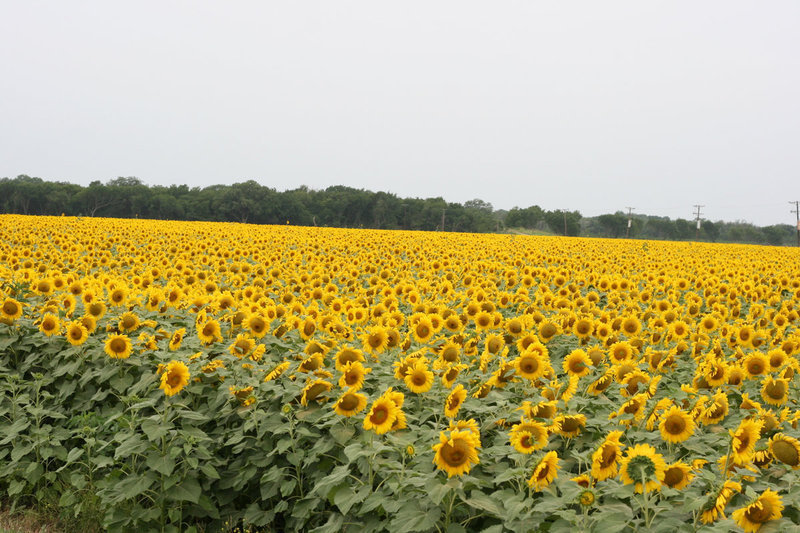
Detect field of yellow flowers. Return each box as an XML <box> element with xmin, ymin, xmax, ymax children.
<box><xmin>2</xmin><ymin>214</ymin><xmax>800</xmax><ymax>532</ymax></box>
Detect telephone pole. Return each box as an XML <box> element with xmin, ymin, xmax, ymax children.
<box><xmin>693</xmin><ymin>205</ymin><xmax>704</xmax><ymax>240</ymax></box>
<box><xmin>791</xmin><ymin>201</ymin><xmax>800</xmax><ymax>247</ymax></box>
<box><xmin>562</xmin><ymin>210</ymin><xmax>568</xmax><ymax>236</ymax></box>
<box><xmin>625</xmin><ymin>207</ymin><xmax>635</xmax><ymax>238</ymax></box>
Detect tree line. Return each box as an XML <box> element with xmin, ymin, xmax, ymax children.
<box><xmin>0</xmin><ymin>175</ymin><xmax>796</xmax><ymax>246</ymax></box>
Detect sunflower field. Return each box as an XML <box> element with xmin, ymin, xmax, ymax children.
<box><xmin>2</xmin><ymin>214</ymin><xmax>800</xmax><ymax>532</ymax></box>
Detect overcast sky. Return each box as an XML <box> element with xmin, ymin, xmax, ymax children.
<box><xmin>2</xmin><ymin>1</ymin><xmax>799</xmax><ymax>226</ymax></box>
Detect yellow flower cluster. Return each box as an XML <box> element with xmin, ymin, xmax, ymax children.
<box><xmin>2</xmin><ymin>214</ymin><xmax>800</xmax><ymax>529</ymax></box>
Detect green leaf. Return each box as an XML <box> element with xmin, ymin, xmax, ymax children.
<box><xmin>11</xmin><ymin>441</ymin><xmax>34</xmax><ymax>462</ymax></box>
<box><xmin>140</xmin><ymin>418</ymin><xmax>169</xmax><ymax>442</ymax></box>
<box><xmin>146</xmin><ymin>452</ymin><xmax>176</xmax><ymax>476</ymax></box>
<box><xmin>462</xmin><ymin>490</ymin><xmax>503</xmax><ymax>517</ymax></box>
<box><xmin>330</xmin><ymin>424</ymin><xmax>355</xmax><ymax>445</ymax></box>
<box><xmin>169</xmin><ymin>476</ymin><xmax>201</xmax><ymax>504</ymax></box>
<box><xmin>65</xmin><ymin>447</ymin><xmax>83</xmax><ymax>463</ymax></box>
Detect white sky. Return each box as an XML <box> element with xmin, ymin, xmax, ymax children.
<box><xmin>2</xmin><ymin>1</ymin><xmax>799</xmax><ymax>226</ymax></box>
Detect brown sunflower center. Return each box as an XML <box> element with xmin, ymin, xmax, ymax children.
<box><xmin>412</xmin><ymin>372</ymin><xmax>427</xmax><ymax>386</ymax></box>
<box><xmin>765</xmin><ymin>381</ymin><xmax>786</xmax><ymax>400</ymax></box>
<box><xmin>540</xmin><ymin>324</ymin><xmax>556</xmax><ymax>338</ymax></box>
<box><xmin>369</xmin><ymin>334</ymin><xmax>384</xmax><ymax>348</ymax></box>
<box><xmin>519</xmin><ymin>357</ymin><xmax>539</xmax><ymax>375</ymax></box>
<box><xmin>110</xmin><ymin>338</ymin><xmax>127</xmax><ymax>353</ymax></box>
<box><xmin>772</xmin><ymin>440</ymin><xmax>800</xmax><ymax>466</ymax></box>
<box><xmin>664</xmin><ymin>415</ymin><xmax>686</xmax><ymax>435</ymax></box>
<box><xmin>371</xmin><ymin>406</ymin><xmax>389</xmax><ymax>424</ymax></box>
<box><xmin>442</xmin><ymin>347</ymin><xmax>459</xmax><ymax>361</ymax></box>
<box><xmin>441</xmin><ymin>441</ymin><xmax>469</xmax><ymax>467</ymax></box>
<box><xmin>744</xmin><ymin>501</ymin><xmax>774</xmax><ymax>524</ymax></box>
<box><xmin>339</xmin><ymin>394</ymin><xmax>360</xmax><ymax>411</ymax></box>
<box><xmin>599</xmin><ymin>445</ymin><xmax>618</xmax><ymax>468</ymax></box>
<box><xmin>662</xmin><ymin>467</ymin><xmax>684</xmax><ymax>488</ymax></box>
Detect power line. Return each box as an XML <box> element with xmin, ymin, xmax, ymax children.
<box><xmin>625</xmin><ymin>207</ymin><xmax>635</xmax><ymax>239</ymax></box>
<box><xmin>693</xmin><ymin>205</ymin><xmax>704</xmax><ymax>240</ymax></box>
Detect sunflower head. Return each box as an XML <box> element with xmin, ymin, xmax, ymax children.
<box><xmin>432</xmin><ymin>428</ymin><xmax>481</xmax><ymax>478</ymax></box>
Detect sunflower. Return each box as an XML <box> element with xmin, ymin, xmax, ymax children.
<box><xmin>436</xmin><ymin>340</ymin><xmax>462</xmax><ymax>365</ymax></box>
<box><xmin>246</xmin><ymin>313</ymin><xmax>269</xmax><ymax>338</ymax></box>
<box><xmin>1</xmin><ymin>297</ymin><xmax>23</xmax><ymax>320</ymax></box>
<box><xmin>659</xmin><ymin>406</ymin><xmax>695</xmax><ymax>444</ymax></box>
<box><xmin>700</xmin><ymin>480</ymin><xmax>741</xmax><ymax>524</ymax></box>
<box><xmin>159</xmin><ymin>360</ymin><xmax>190</xmax><ymax>396</ymax></box>
<box><xmin>264</xmin><ymin>361</ymin><xmax>290</xmax><ymax>381</ymax></box>
<box><xmin>444</xmin><ymin>384</ymin><xmax>467</xmax><ymax>418</ymax></box>
<box><xmin>505</xmin><ymin>317</ymin><xmax>524</xmax><ymax>337</ymax></box>
<box><xmin>619</xmin><ymin>443</ymin><xmax>666</xmax><ymax>493</ymax></box>
<box><xmin>620</xmin><ymin>316</ymin><xmax>641</xmax><ymax>337</ymax></box>
<box><xmin>197</xmin><ymin>319</ymin><xmax>223</xmax><ymax>345</ymax></box>
<box><xmin>527</xmin><ymin>451</ymin><xmax>559</xmax><ymax>491</ymax></box>
<box><xmin>731</xmin><ymin>489</ymin><xmax>783</xmax><ymax>533</ymax></box>
<box><xmin>509</xmin><ymin>419</ymin><xmax>549</xmax><ymax>454</ymax></box>
<box><xmin>730</xmin><ymin>418</ymin><xmax>763</xmax><ymax>465</ymax></box>
<box><xmin>404</xmin><ymin>360</ymin><xmax>434</xmax><ymax>394</ymax></box>
<box><xmin>441</xmin><ymin>363</ymin><xmax>467</xmax><ymax>389</ymax></box>
<box><xmin>363</xmin><ymin>396</ymin><xmax>399</xmax><ymax>435</ymax></box>
<box><xmin>473</xmin><ymin>311</ymin><xmax>493</xmax><ymax>331</ymax></box>
<box><xmin>333</xmin><ymin>390</ymin><xmax>368</xmax><ymax>417</ymax></box>
<box><xmin>766</xmin><ymin>348</ymin><xmax>787</xmax><ymax>371</ymax></box>
<box><xmin>300</xmin><ymin>379</ymin><xmax>332</xmax><ymax>406</ymax></box>
<box><xmin>699</xmin><ymin>391</ymin><xmax>729</xmax><ymax>425</ymax></box>
<box><xmin>661</xmin><ymin>461</ymin><xmax>693</xmax><ymax>490</ymax></box>
<box><xmin>104</xmin><ymin>334</ymin><xmax>132</xmax><ymax>359</ymax></box>
<box><xmin>753</xmin><ymin>448</ymin><xmax>773</xmax><ymax>469</ymax></box>
<box><xmin>591</xmin><ymin>430</ymin><xmax>625</xmax><ymax>480</ymax></box>
<box><xmin>361</xmin><ymin>326</ymin><xmax>389</xmax><ymax>354</ymax></box>
<box><xmin>563</xmin><ymin>349</ymin><xmax>592</xmax><ymax>378</ymax></box>
<box><xmin>338</xmin><ymin>361</ymin><xmax>371</xmax><ymax>391</ymax></box>
<box><xmin>553</xmin><ymin>414</ymin><xmax>586</xmax><ymax>438</ymax></box>
<box><xmin>483</xmin><ymin>334</ymin><xmax>505</xmax><ymax>355</ymax></box>
<box><xmin>512</xmin><ymin>351</ymin><xmax>545</xmax><ymax>381</ymax></box>
<box><xmin>299</xmin><ymin>317</ymin><xmax>316</xmax><ymax>340</ymax></box>
<box><xmin>334</xmin><ymin>347</ymin><xmax>365</xmax><ymax>371</ymax></box>
<box><xmin>411</xmin><ymin>316</ymin><xmax>435</xmax><ymax>344</ymax></box>
<box><xmin>65</xmin><ymin>320</ymin><xmax>89</xmax><ymax>346</ymax></box>
<box><xmin>768</xmin><ymin>433</ymin><xmax>800</xmax><ymax>469</ymax></box>
<box><xmin>432</xmin><ymin>428</ymin><xmax>481</xmax><ymax>477</ymax></box>
<box><xmin>537</xmin><ymin>320</ymin><xmax>560</xmax><ymax>343</ymax></box>
<box><xmin>169</xmin><ymin>328</ymin><xmax>186</xmax><ymax>351</ymax></box>
<box><xmin>39</xmin><ymin>313</ymin><xmax>60</xmax><ymax>336</ymax></box>
<box><xmin>86</xmin><ymin>301</ymin><xmax>107</xmax><ymax>319</ymax></box>
<box><xmin>572</xmin><ymin>316</ymin><xmax>594</xmax><ymax>341</ymax></box>
<box><xmin>109</xmin><ymin>287</ymin><xmax>127</xmax><ymax>306</ymax></box>
<box><xmin>118</xmin><ymin>311</ymin><xmax>140</xmax><ymax>333</ymax></box>
<box><xmin>698</xmin><ymin>314</ymin><xmax>719</xmax><ymax>334</ymax></box>
<box><xmin>743</xmin><ymin>352</ymin><xmax>769</xmax><ymax>378</ymax></box>
<box><xmin>80</xmin><ymin>315</ymin><xmax>97</xmax><ymax>334</ymax></box>
<box><xmin>760</xmin><ymin>376</ymin><xmax>789</xmax><ymax>406</ymax></box>
<box><xmin>571</xmin><ymin>474</ymin><xmax>592</xmax><ymax>488</ymax></box>
<box><xmin>587</xmin><ymin>370</ymin><xmax>614</xmax><ymax>395</ymax></box>
<box><xmin>608</xmin><ymin>341</ymin><xmax>634</xmax><ymax>364</ymax></box>
<box><xmin>228</xmin><ymin>334</ymin><xmax>255</xmax><ymax>358</ymax></box>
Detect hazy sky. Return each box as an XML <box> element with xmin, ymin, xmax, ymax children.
<box><xmin>2</xmin><ymin>2</ymin><xmax>799</xmax><ymax>226</ymax></box>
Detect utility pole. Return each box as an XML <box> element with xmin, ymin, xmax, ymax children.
<box><xmin>625</xmin><ymin>207</ymin><xmax>635</xmax><ymax>238</ymax></box>
<box><xmin>693</xmin><ymin>205</ymin><xmax>704</xmax><ymax>240</ymax></box>
<box><xmin>791</xmin><ymin>201</ymin><xmax>800</xmax><ymax>247</ymax></box>
<box><xmin>563</xmin><ymin>210</ymin><xmax>568</xmax><ymax>236</ymax></box>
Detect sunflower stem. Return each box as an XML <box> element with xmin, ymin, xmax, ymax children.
<box><xmin>640</xmin><ymin>468</ymin><xmax>650</xmax><ymax>530</ymax></box>
<box><xmin>444</xmin><ymin>488</ymin><xmax>457</xmax><ymax>529</ymax></box>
